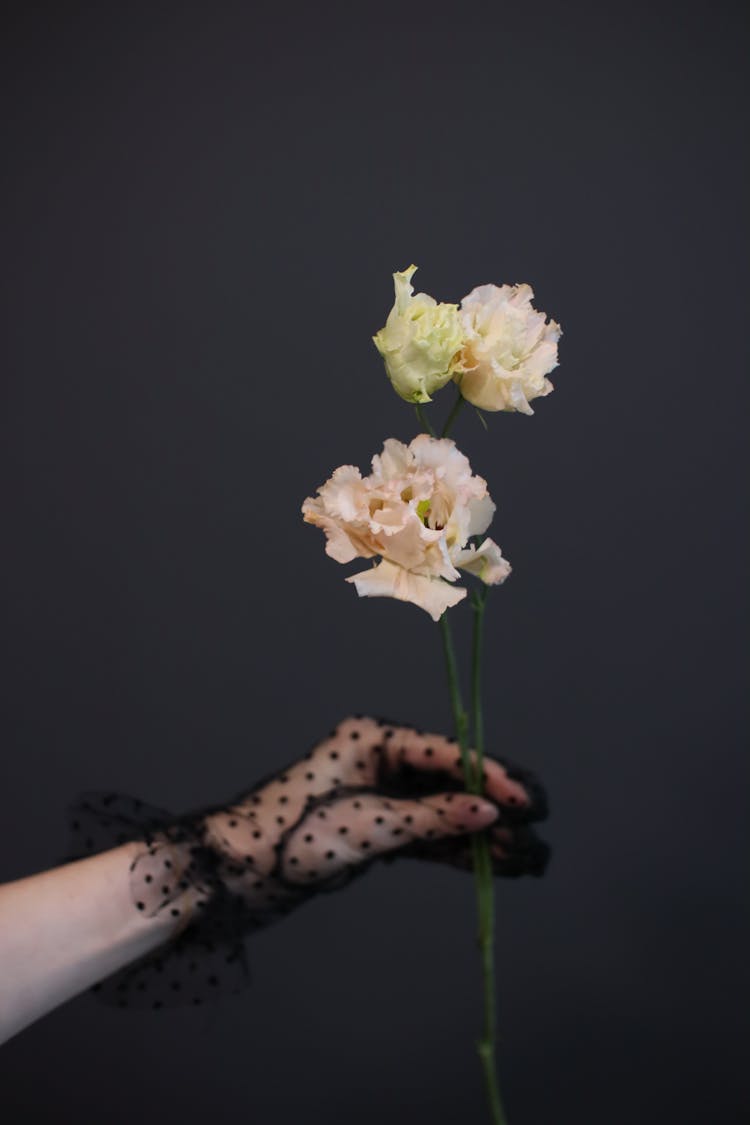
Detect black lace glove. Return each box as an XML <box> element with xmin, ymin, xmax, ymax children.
<box><xmin>71</xmin><ymin>716</ymin><xmax>549</xmax><ymax>1009</ymax></box>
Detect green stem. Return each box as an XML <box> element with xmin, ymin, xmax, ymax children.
<box><xmin>438</xmin><ymin>608</ymin><xmax>508</xmax><ymax>1125</ymax></box>
<box><xmin>441</xmin><ymin>390</ymin><xmax>466</xmax><ymax>439</ymax></box>
<box><xmin>470</xmin><ymin>590</ymin><xmax>507</xmax><ymax>1125</ymax></box>
<box><xmin>438</xmin><ymin>614</ymin><xmax>472</xmax><ymax>782</ymax></box>
<box><xmin>471</xmin><ymin>588</ymin><xmax>488</xmax><ymax>791</ymax></box>
<box><xmin>414</xmin><ymin>404</ymin><xmax>436</xmax><ymax>437</ymax></box>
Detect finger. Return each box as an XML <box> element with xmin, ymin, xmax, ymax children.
<box><xmin>488</xmin><ymin>825</ymin><xmax>550</xmax><ymax>877</ymax></box>
<box><xmin>299</xmin><ymin>714</ymin><xmax>542</xmax><ymax>821</ymax></box>
<box><xmin>239</xmin><ymin>716</ymin><xmax>545</xmax><ymax>827</ymax></box>
<box><xmin>397</xmin><ymin>824</ymin><xmax>551</xmax><ymax>879</ymax></box>
<box><xmin>233</xmin><ymin>717</ymin><xmax>386</xmax><ymax>819</ymax></box>
<box><xmin>374</xmin><ymin>722</ymin><xmax>546</xmax><ymax>822</ymax></box>
<box><xmin>224</xmin><ymin>716</ymin><xmax>384</xmax><ymax>839</ymax></box>
<box><xmin>280</xmin><ymin>790</ymin><xmax>499</xmax><ymax>884</ymax></box>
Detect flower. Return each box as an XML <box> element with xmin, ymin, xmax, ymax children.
<box><xmin>373</xmin><ymin>265</ymin><xmax>464</xmax><ymax>404</ymax></box>
<box><xmin>456</xmin><ymin>283</ymin><xmax>561</xmax><ymax>414</ymax></box>
<box><xmin>302</xmin><ymin>434</ymin><xmax>511</xmax><ymax>621</ymax></box>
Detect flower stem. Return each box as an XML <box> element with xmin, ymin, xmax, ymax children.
<box><xmin>438</xmin><ymin>613</ymin><xmax>471</xmax><ymax>781</ymax></box>
<box><xmin>441</xmin><ymin>390</ymin><xmax>466</xmax><ymax>439</ymax></box>
<box><xmin>414</xmin><ymin>404</ymin><xmax>436</xmax><ymax>437</ymax></box>
<box><xmin>471</xmin><ymin>587</ymin><xmax>488</xmax><ymax>791</ymax></box>
<box><xmin>470</xmin><ymin>589</ymin><xmax>507</xmax><ymax>1125</ymax></box>
<box><xmin>438</xmin><ymin>607</ymin><xmax>508</xmax><ymax>1125</ymax></box>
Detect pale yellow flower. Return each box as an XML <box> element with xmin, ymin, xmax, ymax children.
<box><xmin>302</xmin><ymin>435</ymin><xmax>511</xmax><ymax>621</ymax></box>
<box><xmin>456</xmin><ymin>284</ymin><xmax>561</xmax><ymax>414</ymax></box>
<box><xmin>373</xmin><ymin>265</ymin><xmax>464</xmax><ymax>404</ymax></box>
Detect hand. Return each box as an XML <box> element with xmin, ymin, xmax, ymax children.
<box><xmin>77</xmin><ymin>716</ymin><xmax>548</xmax><ymax>1008</ymax></box>
<box><xmin>197</xmin><ymin>714</ymin><xmax>548</xmax><ymax>914</ymax></box>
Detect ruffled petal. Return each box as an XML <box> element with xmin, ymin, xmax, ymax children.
<box><xmin>466</xmin><ymin>493</ymin><xmax>496</xmax><ymax>538</ymax></box>
<box><xmin>371</xmin><ymin>437</ymin><xmax>413</xmax><ymax>483</ymax></box>
<box><xmin>454</xmin><ymin>538</ymin><xmax>512</xmax><ymax>586</ymax></box>
<box><xmin>380</xmin><ymin>515</ymin><xmax>440</xmax><ymax>572</ymax></box>
<box><xmin>346</xmin><ymin>559</ymin><xmax>466</xmax><ymax>620</ymax></box>
<box><xmin>302</xmin><ymin>510</ymin><xmax>373</xmax><ymax>564</ymax></box>
<box><xmin>315</xmin><ymin>464</ymin><xmax>367</xmax><ymax>522</ymax></box>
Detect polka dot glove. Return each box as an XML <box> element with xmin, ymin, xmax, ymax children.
<box><xmin>72</xmin><ymin>717</ymin><xmax>548</xmax><ymax>1008</ymax></box>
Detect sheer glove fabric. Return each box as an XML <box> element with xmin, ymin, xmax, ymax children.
<box><xmin>71</xmin><ymin>716</ymin><xmax>549</xmax><ymax>1008</ymax></box>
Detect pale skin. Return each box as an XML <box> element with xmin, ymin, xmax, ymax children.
<box><xmin>0</xmin><ymin>844</ymin><xmax>200</xmax><ymax>1044</ymax></box>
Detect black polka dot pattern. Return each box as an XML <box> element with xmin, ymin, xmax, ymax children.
<box><xmin>68</xmin><ymin>717</ymin><xmax>549</xmax><ymax>1009</ymax></box>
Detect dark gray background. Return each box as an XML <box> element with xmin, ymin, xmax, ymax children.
<box><xmin>1</xmin><ymin>2</ymin><xmax>747</xmax><ymax>1122</ymax></box>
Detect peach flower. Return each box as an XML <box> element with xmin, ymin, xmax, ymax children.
<box><xmin>456</xmin><ymin>283</ymin><xmax>561</xmax><ymax>414</ymax></box>
<box><xmin>302</xmin><ymin>435</ymin><xmax>510</xmax><ymax>621</ymax></box>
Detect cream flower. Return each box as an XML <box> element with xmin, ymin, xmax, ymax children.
<box><xmin>373</xmin><ymin>265</ymin><xmax>464</xmax><ymax>404</ymax></box>
<box><xmin>456</xmin><ymin>283</ymin><xmax>561</xmax><ymax>414</ymax></box>
<box><xmin>302</xmin><ymin>434</ymin><xmax>511</xmax><ymax>621</ymax></box>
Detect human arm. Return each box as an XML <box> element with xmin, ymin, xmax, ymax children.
<box><xmin>0</xmin><ymin>715</ymin><xmax>548</xmax><ymax>1043</ymax></box>
<box><xmin>0</xmin><ymin>843</ymin><xmax>199</xmax><ymax>1043</ymax></box>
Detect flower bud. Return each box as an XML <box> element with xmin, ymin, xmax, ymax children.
<box><xmin>373</xmin><ymin>265</ymin><xmax>463</xmax><ymax>404</ymax></box>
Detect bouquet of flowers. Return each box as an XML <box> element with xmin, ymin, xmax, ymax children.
<box><xmin>302</xmin><ymin>265</ymin><xmax>562</xmax><ymax>1123</ymax></box>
